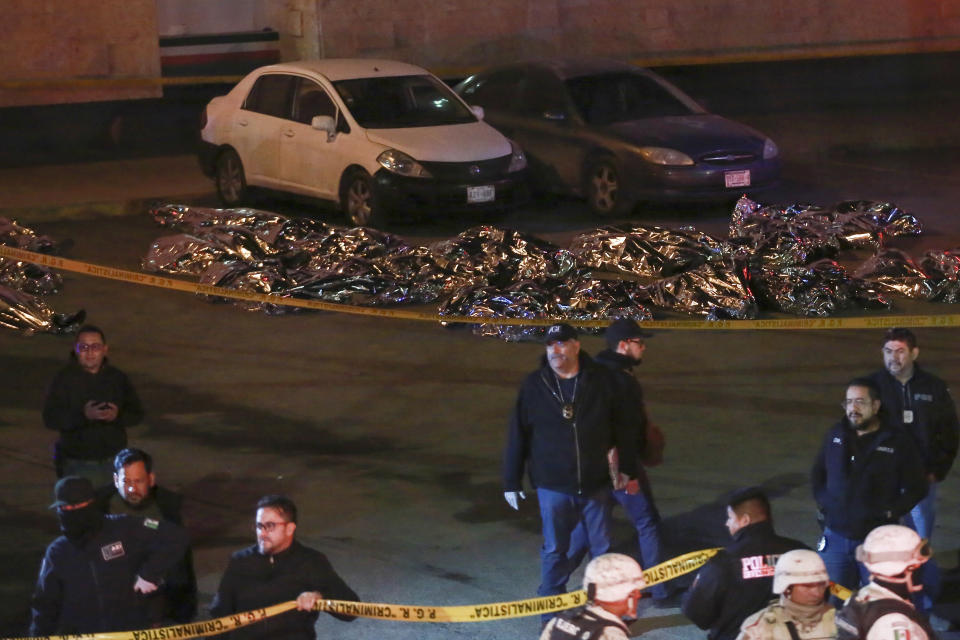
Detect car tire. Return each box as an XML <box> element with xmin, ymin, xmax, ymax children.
<box><xmin>340</xmin><ymin>169</ymin><xmax>383</xmax><ymax>227</ymax></box>
<box><xmin>215</xmin><ymin>149</ymin><xmax>248</xmax><ymax>206</ymax></box>
<box><xmin>584</xmin><ymin>157</ymin><xmax>633</xmax><ymax>217</ymax></box>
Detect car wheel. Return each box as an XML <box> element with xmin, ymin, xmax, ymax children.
<box><xmin>215</xmin><ymin>149</ymin><xmax>248</xmax><ymax>206</ymax></box>
<box><xmin>340</xmin><ymin>169</ymin><xmax>383</xmax><ymax>227</ymax></box>
<box><xmin>585</xmin><ymin>158</ymin><xmax>633</xmax><ymax>216</ymax></box>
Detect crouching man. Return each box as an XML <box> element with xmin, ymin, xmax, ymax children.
<box><xmin>540</xmin><ymin>553</ymin><xmax>646</xmax><ymax>640</ymax></box>
<box><xmin>738</xmin><ymin>550</ymin><xmax>836</xmax><ymax>640</ymax></box>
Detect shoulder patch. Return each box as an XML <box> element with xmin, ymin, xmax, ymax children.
<box><xmin>144</xmin><ymin>518</ymin><xmax>160</xmax><ymax>529</ymax></box>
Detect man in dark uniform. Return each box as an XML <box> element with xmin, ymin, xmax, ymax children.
<box><xmin>96</xmin><ymin>447</ymin><xmax>197</xmax><ymax>623</ymax></box>
<box><xmin>812</xmin><ymin>377</ymin><xmax>927</xmax><ymax>592</ymax></box>
<box><xmin>210</xmin><ymin>494</ymin><xmax>360</xmax><ymax>640</ymax></box>
<box><xmin>682</xmin><ymin>487</ymin><xmax>807</xmax><ymax>640</ymax></box>
<box><xmin>502</xmin><ymin>323</ymin><xmax>641</xmax><ymax>625</ymax></box>
<box><xmin>43</xmin><ymin>325</ymin><xmax>144</xmax><ymax>487</ymax></box>
<box><xmin>30</xmin><ymin>476</ymin><xmax>189</xmax><ymax>635</ymax></box>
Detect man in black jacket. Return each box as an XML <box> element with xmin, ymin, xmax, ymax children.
<box><xmin>502</xmin><ymin>323</ymin><xmax>641</xmax><ymax>623</ymax></box>
<box><xmin>96</xmin><ymin>447</ymin><xmax>197</xmax><ymax>623</ymax></box>
<box><xmin>30</xmin><ymin>476</ymin><xmax>189</xmax><ymax>635</ymax></box>
<box><xmin>210</xmin><ymin>494</ymin><xmax>360</xmax><ymax>640</ymax></box>
<box><xmin>43</xmin><ymin>325</ymin><xmax>144</xmax><ymax>487</ymax></box>
<box><xmin>811</xmin><ymin>377</ymin><xmax>927</xmax><ymax>592</ymax></box>
<box><xmin>682</xmin><ymin>487</ymin><xmax>807</xmax><ymax>640</ymax></box>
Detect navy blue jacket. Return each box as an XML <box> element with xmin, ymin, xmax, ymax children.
<box><xmin>681</xmin><ymin>520</ymin><xmax>807</xmax><ymax>640</ymax></box>
<box><xmin>503</xmin><ymin>351</ymin><xmax>639</xmax><ymax>495</ymax></box>
<box><xmin>811</xmin><ymin>417</ymin><xmax>927</xmax><ymax>539</ymax></box>
<box><xmin>870</xmin><ymin>365</ymin><xmax>959</xmax><ymax>481</ymax></box>
<box><xmin>30</xmin><ymin>514</ymin><xmax>189</xmax><ymax>635</ymax></box>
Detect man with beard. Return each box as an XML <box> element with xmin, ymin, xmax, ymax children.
<box><xmin>96</xmin><ymin>447</ymin><xmax>197</xmax><ymax>623</ymax></box>
<box><xmin>29</xmin><ymin>476</ymin><xmax>189</xmax><ymax>635</ymax></box>
<box><xmin>210</xmin><ymin>494</ymin><xmax>360</xmax><ymax>640</ymax></box>
<box><xmin>811</xmin><ymin>378</ymin><xmax>927</xmax><ymax>591</ymax></box>
<box><xmin>503</xmin><ymin>323</ymin><xmax>641</xmax><ymax>626</ymax></box>
<box><xmin>43</xmin><ymin>325</ymin><xmax>144</xmax><ymax>487</ymax></box>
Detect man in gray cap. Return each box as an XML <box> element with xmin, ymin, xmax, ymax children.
<box><xmin>568</xmin><ymin>317</ymin><xmax>671</xmax><ymax>602</ymax></box>
<box><xmin>503</xmin><ymin>323</ymin><xmax>642</xmax><ymax>625</ymax></box>
<box><xmin>30</xmin><ymin>475</ymin><xmax>189</xmax><ymax>635</ymax></box>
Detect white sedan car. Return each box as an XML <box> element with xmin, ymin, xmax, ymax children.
<box><xmin>199</xmin><ymin>59</ymin><xmax>528</xmax><ymax>226</ymax></box>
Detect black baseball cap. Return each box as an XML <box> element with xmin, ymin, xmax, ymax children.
<box><xmin>605</xmin><ymin>318</ymin><xmax>653</xmax><ymax>349</ymax></box>
<box><xmin>49</xmin><ymin>476</ymin><xmax>95</xmax><ymax>509</ymax></box>
<box><xmin>543</xmin><ymin>323</ymin><xmax>579</xmax><ymax>345</ymax></box>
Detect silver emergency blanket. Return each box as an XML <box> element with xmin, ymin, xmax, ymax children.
<box><xmin>0</xmin><ymin>217</ymin><xmax>84</xmax><ymax>335</ymax></box>
<box><xmin>853</xmin><ymin>248</ymin><xmax>937</xmax><ymax>300</ymax></box>
<box><xmin>919</xmin><ymin>249</ymin><xmax>960</xmax><ymax>303</ymax></box>
<box><xmin>143</xmin><ymin>197</ymin><xmax>946</xmax><ymax>338</ymax></box>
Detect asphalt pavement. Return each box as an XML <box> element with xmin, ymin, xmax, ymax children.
<box><xmin>3</xmin><ymin>57</ymin><xmax>960</xmax><ymax>640</ymax></box>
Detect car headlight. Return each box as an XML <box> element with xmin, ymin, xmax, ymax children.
<box><xmin>377</xmin><ymin>149</ymin><xmax>432</xmax><ymax>178</ymax></box>
<box><xmin>637</xmin><ymin>147</ymin><xmax>694</xmax><ymax>166</ymax></box>
<box><xmin>507</xmin><ymin>139</ymin><xmax>527</xmax><ymax>173</ymax></box>
<box><xmin>763</xmin><ymin>138</ymin><xmax>779</xmax><ymax>159</ymax></box>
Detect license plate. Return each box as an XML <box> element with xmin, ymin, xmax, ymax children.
<box><xmin>467</xmin><ymin>185</ymin><xmax>495</xmax><ymax>203</ymax></box>
<box><xmin>724</xmin><ymin>170</ymin><xmax>751</xmax><ymax>188</ymax></box>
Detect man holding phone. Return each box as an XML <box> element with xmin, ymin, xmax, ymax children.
<box><xmin>43</xmin><ymin>325</ymin><xmax>144</xmax><ymax>487</ymax></box>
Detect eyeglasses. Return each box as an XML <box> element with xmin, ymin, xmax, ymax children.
<box><xmin>841</xmin><ymin>398</ymin><xmax>871</xmax><ymax>408</ymax></box>
<box><xmin>75</xmin><ymin>343</ymin><xmax>105</xmax><ymax>353</ymax></box>
<box><xmin>255</xmin><ymin>520</ymin><xmax>289</xmax><ymax>532</ymax></box>
<box><xmin>625</xmin><ymin>338</ymin><xmax>645</xmax><ymax>345</ymax></box>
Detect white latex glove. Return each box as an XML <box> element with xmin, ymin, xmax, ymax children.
<box><xmin>504</xmin><ymin>491</ymin><xmax>526</xmax><ymax>510</ymax></box>
<box><xmin>133</xmin><ymin>576</ymin><xmax>158</xmax><ymax>594</ymax></box>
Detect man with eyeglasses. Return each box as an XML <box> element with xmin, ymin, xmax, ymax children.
<box><xmin>811</xmin><ymin>377</ymin><xmax>927</xmax><ymax>591</ymax></box>
<box><xmin>567</xmin><ymin>318</ymin><xmax>672</xmax><ymax>603</ymax></box>
<box><xmin>210</xmin><ymin>495</ymin><xmax>359</xmax><ymax>640</ymax></box>
<box><xmin>43</xmin><ymin>325</ymin><xmax>144</xmax><ymax>487</ymax></box>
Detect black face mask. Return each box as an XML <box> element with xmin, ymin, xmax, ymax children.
<box><xmin>57</xmin><ymin>505</ymin><xmax>104</xmax><ymax>541</ymax></box>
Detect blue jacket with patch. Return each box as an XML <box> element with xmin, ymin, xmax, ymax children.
<box><xmin>811</xmin><ymin>417</ymin><xmax>927</xmax><ymax>539</ymax></box>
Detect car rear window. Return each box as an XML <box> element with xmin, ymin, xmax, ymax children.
<box><xmin>243</xmin><ymin>74</ymin><xmax>297</xmax><ymax>118</ymax></box>
<box><xmin>333</xmin><ymin>75</ymin><xmax>476</xmax><ymax>128</ymax></box>
<box><xmin>566</xmin><ymin>72</ymin><xmax>699</xmax><ymax>125</ymax></box>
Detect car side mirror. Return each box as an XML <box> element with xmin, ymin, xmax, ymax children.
<box><xmin>312</xmin><ymin>115</ymin><xmax>337</xmax><ymax>141</ymax></box>
<box><xmin>470</xmin><ymin>105</ymin><xmax>485</xmax><ymax>121</ymax></box>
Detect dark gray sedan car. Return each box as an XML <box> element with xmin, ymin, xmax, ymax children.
<box><xmin>454</xmin><ymin>58</ymin><xmax>780</xmax><ymax>216</ymax></box>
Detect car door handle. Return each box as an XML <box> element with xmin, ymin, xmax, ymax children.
<box><xmin>283</xmin><ymin>130</ymin><xmax>295</xmax><ymax>137</ymax></box>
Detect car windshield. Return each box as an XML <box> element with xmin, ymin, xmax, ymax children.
<box><xmin>332</xmin><ymin>74</ymin><xmax>476</xmax><ymax>128</ymax></box>
<box><xmin>566</xmin><ymin>72</ymin><xmax>700</xmax><ymax>125</ymax></box>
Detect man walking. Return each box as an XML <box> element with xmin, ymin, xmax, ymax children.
<box><xmin>43</xmin><ymin>325</ymin><xmax>144</xmax><ymax>487</ymax></box>
<box><xmin>568</xmin><ymin>318</ymin><xmax>669</xmax><ymax>601</ymax></box>
<box><xmin>811</xmin><ymin>377</ymin><xmax>927</xmax><ymax>591</ymax></box>
<box><xmin>502</xmin><ymin>323</ymin><xmax>640</xmax><ymax>623</ymax></box>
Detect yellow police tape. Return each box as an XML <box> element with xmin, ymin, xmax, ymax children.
<box><xmin>4</xmin><ymin>548</ymin><xmax>722</xmax><ymax>640</ymax></box>
<box><xmin>4</xmin><ymin>244</ymin><xmax>960</xmax><ymax>330</ymax></box>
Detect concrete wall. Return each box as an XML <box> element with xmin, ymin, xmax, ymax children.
<box><xmin>0</xmin><ymin>0</ymin><xmax>160</xmax><ymax>107</ymax></box>
<box><xmin>312</xmin><ymin>0</ymin><xmax>960</xmax><ymax>72</ymax></box>
<box><xmin>4</xmin><ymin>0</ymin><xmax>960</xmax><ymax>108</ymax></box>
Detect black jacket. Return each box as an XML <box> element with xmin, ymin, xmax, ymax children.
<box><xmin>210</xmin><ymin>540</ymin><xmax>359</xmax><ymax>640</ymax></box>
<box><xmin>811</xmin><ymin>416</ymin><xmax>927</xmax><ymax>539</ymax></box>
<box><xmin>681</xmin><ymin>521</ymin><xmax>807</xmax><ymax>640</ymax></box>
<box><xmin>503</xmin><ymin>351</ymin><xmax>639</xmax><ymax>495</ymax></box>
<box><xmin>43</xmin><ymin>360</ymin><xmax>144</xmax><ymax>460</ymax></box>
<box><xmin>30</xmin><ymin>513</ymin><xmax>189</xmax><ymax>635</ymax></box>
<box><xmin>96</xmin><ymin>484</ymin><xmax>198</xmax><ymax>623</ymax></box>
<box><xmin>594</xmin><ymin>349</ymin><xmax>648</xmax><ymax>458</ymax></box>
<box><xmin>870</xmin><ymin>365</ymin><xmax>959</xmax><ymax>481</ymax></box>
